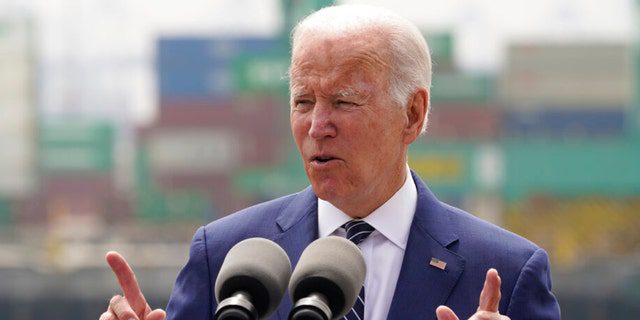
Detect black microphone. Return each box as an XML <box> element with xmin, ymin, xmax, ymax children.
<box><xmin>214</xmin><ymin>238</ymin><xmax>292</xmax><ymax>320</ymax></box>
<box><xmin>288</xmin><ymin>236</ymin><xmax>366</xmax><ymax>320</ymax></box>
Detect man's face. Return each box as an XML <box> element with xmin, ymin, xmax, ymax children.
<box><xmin>289</xmin><ymin>33</ymin><xmax>410</xmax><ymax>217</ymax></box>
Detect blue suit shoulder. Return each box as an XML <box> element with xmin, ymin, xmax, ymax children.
<box><xmin>166</xmin><ymin>191</ymin><xmax>305</xmax><ymax>320</ymax></box>
<box><xmin>206</xmin><ymin>193</ymin><xmax>297</xmax><ymax>237</ymax></box>
<box><xmin>441</xmin><ymin>201</ymin><xmax>540</xmax><ymax>261</ymax></box>
<box><xmin>438</xmin><ymin>202</ymin><xmax>560</xmax><ymax>319</ymax></box>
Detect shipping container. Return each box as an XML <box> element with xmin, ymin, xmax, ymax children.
<box><xmin>39</xmin><ymin>121</ymin><xmax>115</xmax><ymax>173</ymax></box>
<box><xmin>426</xmin><ymin>103</ymin><xmax>502</xmax><ymax>140</ymax></box>
<box><xmin>146</xmin><ymin>127</ymin><xmax>238</xmax><ymax>174</ymax></box>
<box><xmin>231</xmin><ymin>52</ymin><xmax>290</xmax><ymax>96</ymax></box>
<box><xmin>0</xmin><ymin>14</ymin><xmax>35</xmax><ymax>198</ymax></box>
<box><xmin>233</xmin><ymin>147</ymin><xmax>309</xmax><ymax>200</ymax></box>
<box><xmin>431</xmin><ymin>73</ymin><xmax>495</xmax><ymax>103</ymax></box>
<box><xmin>503</xmin><ymin>109</ymin><xmax>626</xmax><ymax>139</ymax></box>
<box><xmin>155</xmin><ymin>172</ymin><xmax>245</xmax><ymax>217</ymax></box>
<box><xmin>408</xmin><ymin>142</ymin><xmax>477</xmax><ymax>195</ymax></box>
<box><xmin>153</xmin><ymin>98</ymin><xmax>287</xmax><ymax>167</ymax></box>
<box><xmin>14</xmin><ymin>173</ymin><xmax>126</xmax><ymax>225</ymax></box>
<box><xmin>425</xmin><ymin>32</ymin><xmax>456</xmax><ymax>73</ymax></box>
<box><xmin>157</xmin><ymin>37</ymin><xmax>285</xmax><ymax>100</ymax></box>
<box><xmin>136</xmin><ymin>188</ymin><xmax>214</xmax><ymax>222</ymax></box>
<box><xmin>501</xmin><ymin>43</ymin><xmax>634</xmax><ymax>107</ymax></box>
<box><xmin>502</xmin><ymin>140</ymin><xmax>640</xmax><ymax>201</ymax></box>
<box><xmin>0</xmin><ymin>197</ymin><xmax>12</xmax><ymax>225</ymax></box>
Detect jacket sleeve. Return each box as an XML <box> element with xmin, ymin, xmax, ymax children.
<box><xmin>166</xmin><ymin>226</ymin><xmax>213</xmax><ymax>320</ymax></box>
<box><xmin>506</xmin><ymin>248</ymin><xmax>561</xmax><ymax>320</ymax></box>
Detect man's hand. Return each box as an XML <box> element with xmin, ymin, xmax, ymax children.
<box><xmin>99</xmin><ymin>251</ymin><xmax>166</xmax><ymax>320</ymax></box>
<box><xmin>436</xmin><ymin>269</ymin><xmax>510</xmax><ymax>320</ymax></box>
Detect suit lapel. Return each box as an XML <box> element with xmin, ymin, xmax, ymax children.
<box><xmin>266</xmin><ymin>174</ymin><xmax>466</xmax><ymax>319</ymax></box>
<box><xmin>272</xmin><ymin>187</ymin><xmax>319</xmax><ymax>320</ymax></box>
<box><xmin>387</xmin><ymin>172</ymin><xmax>465</xmax><ymax>320</ymax></box>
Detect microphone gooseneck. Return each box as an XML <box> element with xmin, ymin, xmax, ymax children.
<box><xmin>214</xmin><ymin>238</ymin><xmax>292</xmax><ymax>320</ymax></box>
<box><xmin>288</xmin><ymin>236</ymin><xmax>366</xmax><ymax>320</ymax></box>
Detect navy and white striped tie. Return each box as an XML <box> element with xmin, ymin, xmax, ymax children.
<box><xmin>343</xmin><ymin>220</ymin><xmax>375</xmax><ymax>320</ymax></box>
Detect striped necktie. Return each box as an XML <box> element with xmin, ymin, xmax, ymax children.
<box><xmin>343</xmin><ymin>220</ymin><xmax>375</xmax><ymax>320</ymax></box>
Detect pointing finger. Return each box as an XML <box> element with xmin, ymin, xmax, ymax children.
<box><xmin>106</xmin><ymin>251</ymin><xmax>150</xmax><ymax>316</ymax></box>
<box><xmin>478</xmin><ymin>268</ymin><xmax>502</xmax><ymax>313</ymax></box>
<box><xmin>109</xmin><ymin>295</ymin><xmax>139</xmax><ymax>320</ymax></box>
<box><xmin>436</xmin><ymin>305</ymin><xmax>460</xmax><ymax>320</ymax></box>
<box><xmin>147</xmin><ymin>308</ymin><xmax>167</xmax><ymax>320</ymax></box>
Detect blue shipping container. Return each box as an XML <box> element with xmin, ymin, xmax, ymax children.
<box><xmin>157</xmin><ymin>37</ymin><xmax>284</xmax><ymax>100</ymax></box>
<box><xmin>503</xmin><ymin>109</ymin><xmax>627</xmax><ymax>139</ymax></box>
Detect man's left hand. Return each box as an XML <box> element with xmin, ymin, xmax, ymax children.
<box><xmin>436</xmin><ymin>268</ymin><xmax>510</xmax><ymax>320</ymax></box>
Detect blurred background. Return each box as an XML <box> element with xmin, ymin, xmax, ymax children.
<box><xmin>0</xmin><ymin>0</ymin><xmax>639</xmax><ymax>319</ymax></box>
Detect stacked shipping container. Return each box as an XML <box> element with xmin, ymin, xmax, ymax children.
<box><xmin>142</xmin><ymin>37</ymin><xmax>290</xmax><ymax>220</ymax></box>
<box><xmin>500</xmin><ymin>44</ymin><xmax>633</xmax><ymax>139</ymax></box>
<box><xmin>0</xmin><ymin>14</ymin><xmax>36</xmax><ymax>225</ymax></box>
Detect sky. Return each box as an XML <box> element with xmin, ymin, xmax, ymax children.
<box><xmin>1</xmin><ymin>0</ymin><xmax>636</xmax><ymax>123</ymax></box>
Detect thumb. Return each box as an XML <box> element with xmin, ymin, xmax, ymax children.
<box><xmin>436</xmin><ymin>305</ymin><xmax>460</xmax><ymax>320</ymax></box>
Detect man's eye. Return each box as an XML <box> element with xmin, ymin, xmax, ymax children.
<box><xmin>294</xmin><ymin>100</ymin><xmax>314</xmax><ymax>109</ymax></box>
<box><xmin>337</xmin><ymin>100</ymin><xmax>355</xmax><ymax>107</ymax></box>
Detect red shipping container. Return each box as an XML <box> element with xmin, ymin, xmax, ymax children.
<box><xmin>425</xmin><ymin>103</ymin><xmax>502</xmax><ymax>141</ymax></box>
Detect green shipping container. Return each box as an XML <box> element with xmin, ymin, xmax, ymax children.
<box><xmin>503</xmin><ymin>139</ymin><xmax>640</xmax><ymax>201</ymax></box>
<box><xmin>425</xmin><ymin>32</ymin><xmax>454</xmax><ymax>61</ymax></box>
<box><xmin>39</xmin><ymin>121</ymin><xmax>114</xmax><ymax>172</ymax></box>
<box><xmin>0</xmin><ymin>197</ymin><xmax>11</xmax><ymax>225</ymax></box>
<box><xmin>431</xmin><ymin>73</ymin><xmax>495</xmax><ymax>103</ymax></box>
<box><xmin>232</xmin><ymin>52</ymin><xmax>290</xmax><ymax>96</ymax></box>
<box><xmin>234</xmin><ymin>148</ymin><xmax>309</xmax><ymax>198</ymax></box>
<box><xmin>136</xmin><ymin>189</ymin><xmax>213</xmax><ymax>222</ymax></box>
<box><xmin>408</xmin><ymin>142</ymin><xmax>478</xmax><ymax>196</ymax></box>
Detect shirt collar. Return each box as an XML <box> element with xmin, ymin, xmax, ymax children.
<box><xmin>317</xmin><ymin>165</ymin><xmax>417</xmax><ymax>250</ymax></box>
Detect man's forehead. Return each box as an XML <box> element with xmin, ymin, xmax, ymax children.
<box><xmin>290</xmin><ymin>81</ymin><xmax>368</xmax><ymax>97</ymax></box>
<box><xmin>292</xmin><ymin>31</ymin><xmax>389</xmax><ymax>66</ymax></box>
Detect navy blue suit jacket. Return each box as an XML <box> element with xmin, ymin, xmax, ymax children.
<box><xmin>165</xmin><ymin>172</ymin><xmax>561</xmax><ymax>319</ymax></box>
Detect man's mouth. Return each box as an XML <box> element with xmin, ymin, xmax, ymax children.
<box><xmin>312</xmin><ymin>155</ymin><xmax>337</xmax><ymax>163</ymax></box>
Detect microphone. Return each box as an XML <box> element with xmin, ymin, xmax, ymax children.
<box><xmin>288</xmin><ymin>236</ymin><xmax>366</xmax><ymax>320</ymax></box>
<box><xmin>214</xmin><ymin>238</ymin><xmax>292</xmax><ymax>320</ymax></box>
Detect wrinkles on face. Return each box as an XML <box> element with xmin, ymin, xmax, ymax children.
<box><xmin>290</xmin><ymin>33</ymin><xmax>392</xmax><ymax>98</ymax></box>
<box><xmin>289</xmin><ymin>31</ymin><xmax>408</xmax><ymax>217</ymax></box>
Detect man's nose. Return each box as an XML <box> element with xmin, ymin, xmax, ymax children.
<box><xmin>308</xmin><ymin>104</ymin><xmax>337</xmax><ymax>139</ymax></box>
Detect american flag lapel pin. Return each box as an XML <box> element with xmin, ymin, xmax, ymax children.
<box><xmin>429</xmin><ymin>257</ymin><xmax>447</xmax><ymax>270</ymax></box>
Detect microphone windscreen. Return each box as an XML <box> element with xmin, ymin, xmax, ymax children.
<box><xmin>289</xmin><ymin>236</ymin><xmax>366</xmax><ymax>319</ymax></box>
<box><xmin>215</xmin><ymin>238</ymin><xmax>292</xmax><ymax>319</ymax></box>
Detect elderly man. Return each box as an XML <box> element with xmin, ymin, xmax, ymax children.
<box><xmin>101</xmin><ymin>5</ymin><xmax>560</xmax><ymax>320</ymax></box>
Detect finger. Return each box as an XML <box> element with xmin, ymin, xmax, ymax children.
<box><xmin>478</xmin><ymin>268</ymin><xmax>502</xmax><ymax>313</ymax></box>
<box><xmin>106</xmin><ymin>251</ymin><xmax>150</xmax><ymax>315</ymax></box>
<box><xmin>436</xmin><ymin>305</ymin><xmax>460</xmax><ymax>320</ymax></box>
<box><xmin>470</xmin><ymin>311</ymin><xmax>511</xmax><ymax>320</ymax></box>
<box><xmin>147</xmin><ymin>308</ymin><xmax>167</xmax><ymax>320</ymax></box>
<box><xmin>99</xmin><ymin>310</ymin><xmax>115</xmax><ymax>320</ymax></box>
<box><xmin>109</xmin><ymin>295</ymin><xmax>139</xmax><ymax>320</ymax></box>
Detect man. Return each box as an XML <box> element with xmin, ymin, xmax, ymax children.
<box><xmin>101</xmin><ymin>5</ymin><xmax>560</xmax><ymax>320</ymax></box>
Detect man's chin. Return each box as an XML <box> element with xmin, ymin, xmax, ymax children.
<box><xmin>309</xmin><ymin>182</ymin><xmax>342</xmax><ymax>203</ymax></box>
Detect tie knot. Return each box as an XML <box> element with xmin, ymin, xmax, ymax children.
<box><xmin>343</xmin><ymin>220</ymin><xmax>375</xmax><ymax>245</ymax></box>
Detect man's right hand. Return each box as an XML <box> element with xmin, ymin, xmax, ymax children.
<box><xmin>99</xmin><ymin>251</ymin><xmax>166</xmax><ymax>320</ymax></box>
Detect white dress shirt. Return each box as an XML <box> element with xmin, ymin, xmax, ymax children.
<box><xmin>318</xmin><ymin>165</ymin><xmax>417</xmax><ymax>320</ymax></box>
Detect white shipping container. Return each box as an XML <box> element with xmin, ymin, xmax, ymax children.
<box><xmin>0</xmin><ymin>140</ymin><xmax>35</xmax><ymax>195</ymax></box>
<box><xmin>0</xmin><ymin>64</ymin><xmax>32</xmax><ymax>98</ymax></box>
<box><xmin>506</xmin><ymin>44</ymin><xmax>631</xmax><ymax>76</ymax></box>
<box><xmin>501</xmin><ymin>74</ymin><xmax>633</xmax><ymax>108</ymax></box>
<box><xmin>0</xmin><ymin>14</ymin><xmax>36</xmax><ymax>197</ymax></box>
<box><xmin>501</xmin><ymin>43</ymin><xmax>634</xmax><ymax>107</ymax></box>
<box><xmin>148</xmin><ymin>128</ymin><xmax>238</xmax><ymax>174</ymax></box>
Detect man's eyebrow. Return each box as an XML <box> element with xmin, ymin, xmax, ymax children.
<box><xmin>334</xmin><ymin>88</ymin><xmax>362</xmax><ymax>98</ymax></box>
<box><xmin>290</xmin><ymin>86</ymin><xmax>308</xmax><ymax>97</ymax></box>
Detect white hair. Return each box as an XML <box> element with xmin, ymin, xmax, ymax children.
<box><xmin>290</xmin><ymin>4</ymin><xmax>432</xmax><ymax>132</ymax></box>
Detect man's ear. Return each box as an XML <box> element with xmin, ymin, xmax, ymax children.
<box><xmin>403</xmin><ymin>87</ymin><xmax>428</xmax><ymax>144</ymax></box>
